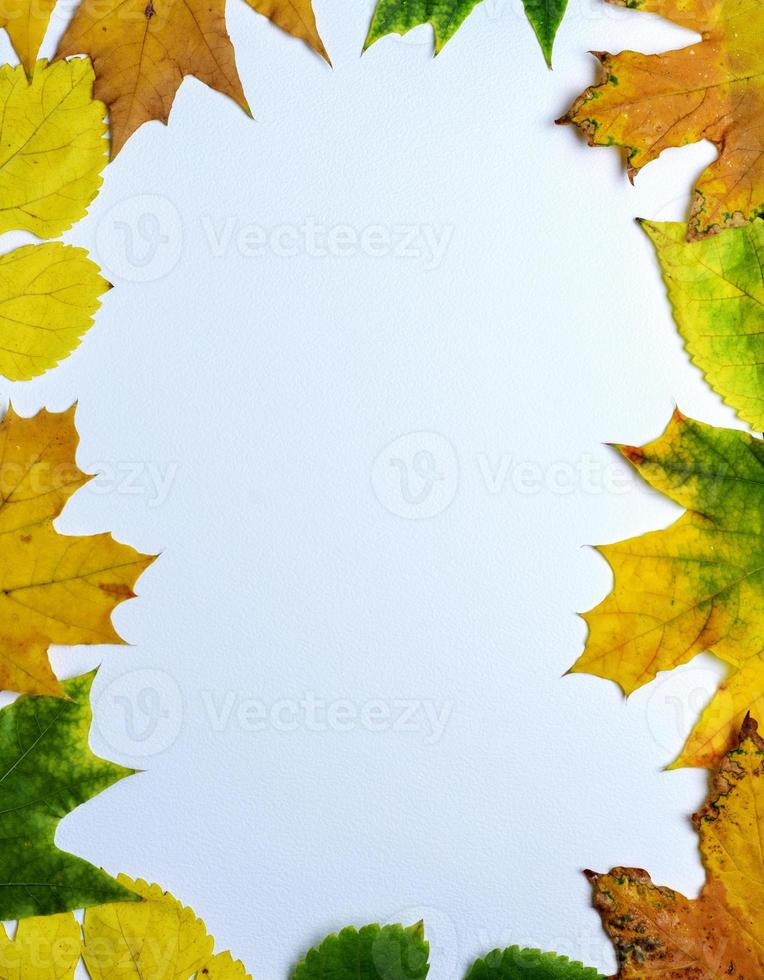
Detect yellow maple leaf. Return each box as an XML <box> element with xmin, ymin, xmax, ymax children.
<box><xmin>0</xmin><ymin>914</ymin><xmax>81</xmax><ymax>979</ymax></box>
<box><xmin>0</xmin><ymin>404</ymin><xmax>154</xmax><ymax>697</ymax></box>
<box><xmin>0</xmin><ymin>243</ymin><xmax>109</xmax><ymax>381</ymax></box>
<box><xmin>83</xmin><ymin>876</ymin><xmax>252</xmax><ymax>979</ymax></box>
<box><xmin>558</xmin><ymin>0</ymin><xmax>764</xmax><ymax>240</ymax></box>
<box><xmin>0</xmin><ymin>59</ymin><xmax>107</xmax><ymax>239</ymax></box>
<box><xmin>571</xmin><ymin>408</ymin><xmax>764</xmax><ymax>768</ymax></box>
<box><xmin>589</xmin><ymin>716</ymin><xmax>764</xmax><ymax>976</ymax></box>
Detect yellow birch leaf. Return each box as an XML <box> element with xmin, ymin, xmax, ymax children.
<box><xmin>83</xmin><ymin>877</ymin><xmax>245</xmax><ymax>980</ymax></box>
<box><xmin>570</xmin><ymin>409</ymin><xmax>764</xmax><ymax>767</ymax></box>
<box><xmin>0</xmin><ymin>59</ymin><xmax>107</xmax><ymax>239</ymax></box>
<box><xmin>0</xmin><ymin>243</ymin><xmax>109</xmax><ymax>381</ymax></box>
<box><xmin>0</xmin><ymin>404</ymin><xmax>154</xmax><ymax>697</ymax></box>
<box><xmin>0</xmin><ymin>914</ymin><xmax>81</xmax><ymax>979</ymax></box>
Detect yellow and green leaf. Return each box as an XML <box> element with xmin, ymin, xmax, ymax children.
<box><xmin>0</xmin><ymin>672</ymin><xmax>139</xmax><ymax>919</ymax></box>
<box><xmin>642</xmin><ymin>219</ymin><xmax>764</xmax><ymax>430</ymax></box>
<box><xmin>570</xmin><ymin>409</ymin><xmax>764</xmax><ymax>767</ymax></box>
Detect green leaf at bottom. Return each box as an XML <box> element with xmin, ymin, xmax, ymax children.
<box><xmin>466</xmin><ymin>947</ymin><xmax>605</xmax><ymax>980</ymax></box>
<box><xmin>293</xmin><ymin>923</ymin><xmax>430</xmax><ymax>980</ymax></box>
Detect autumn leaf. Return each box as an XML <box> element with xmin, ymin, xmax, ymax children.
<box><xmin>294</xmin><ymin>923</ymin><xmax>429</xmax><ymax>980</ymax></box>
<box><xmin>558</xmin><ymin>0</ymin><xmax>764</xmax><ymax>239</ymax></box>
<box><xmin>56</xmin><ymin>0</ymin><xmax>324</xmax><ymax>156</ymax></box>
<box><xmin>0</xmin><ymin>404</ymin><xmax>154</xmax><ymax>697</ymax></box>
<box><xmin>0</xmin><ymin>913</ymin><xmax>81</xmax><ymax>978</ymax></box>
<box><xmin>0</xmin><ymin>244</ymin><xmax>109</xmax><ymax>381</ymax></box>
<box><xmin>364</xmin><ymin>0</ymin><xmax>567</xmax><ymax>66</ymax></box>
<box><xmin>245</xmin><ymin>0</ymin><xmax>328</xmax><ymax>62</ymax></box>
<box><xmin>642</xmin><ymin>219</ymin><xmax>764</xmax><ymax>430</ymax></box>
<box><xmin>466</xmin><ymin>947</ymin><xmax>604</xmax><ymax>979</ymax></box>
<box><xmin>0</xmin><ymin>59</ymin><xmax>107</xmax><ymax>238</ymax></box>
<box><xmin>55</xmin><ymin>0</ymin><xmax>250</xmax><ymax>156</ymax></box>
<box><xmin>0</xmin><ymin>671</ymin><xmax>139</xmax><ymax>919</ymax></box>
<box><xmin>589</xmin><ymin>715</ymin><xmax>764</xmax><ymax>976</ymax></box>
<box><xmin>0</xmin><ymin>60</ymin><xmax>110</xmax><ymax>379</ymax></box>
<box><xmin>570</xmin><ymin>408</ymin><xmax>764</xmax><ymax>768</ymax></box>
<box><xmin>83</xmin><ymin>876</ymin><xmax>252</xmax><ymax>979</ymax></box>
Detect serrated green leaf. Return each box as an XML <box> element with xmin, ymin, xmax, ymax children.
<box><xmin>466</xmin><ymin>947</ymin><xmax>605</xmax><ymax>980</ymax></box>
<box><xmin>293</xmin><ymin>923</ymin><xmax>429</xmax><ymax>980</ymax></box>
<box><xmin>642</xmin><ymin>219</ymin><xmax>764</xmax><ymax>430</ymax></box>
<box><xmin>364</xmin><ymin>0</ymin><xmax>566</xmax><ymax>64</ymax></box>
<box><xmin>0</xmin><ymin>671</ymin><xmax>139</xmax><ymax>919</ymax></box>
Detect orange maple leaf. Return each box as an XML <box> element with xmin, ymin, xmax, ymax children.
<box><xmin>559</xmin><ymin>0</ymin><xmax>764</xmax><ymax>239</ymax></box>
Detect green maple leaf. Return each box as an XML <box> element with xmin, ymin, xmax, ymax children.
<box><xmin>466</xmin><ymin>947</ymin><xmax>605</xmax><ymax>979</ymax></box>
<box><xmin>364</xmin><ymin>0</ymin><xmax>567</xmax><ymax>66</ymax></box>
<box><xmin>642</xmin><ymin>219</ymin><xmax>764</xmax><ymax>431</ymax></box>
<box><xmin>0</xmin><ymin>671</ymin><xmax>139</xmax><ymax>919</ymax></box>
<box><xmin>293</xmin><ymin>923</ymin><xmax>430</xmax><ymax>980</ymax></box>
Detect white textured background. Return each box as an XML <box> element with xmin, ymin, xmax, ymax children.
<box><xmin>0</xmin><ymin>1</ymin><xmax>742</xmax><ymax>975</ymax></box>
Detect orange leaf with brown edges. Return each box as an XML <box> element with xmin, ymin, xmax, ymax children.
<box><xmin>589</xmin><ymin>716</ymin><xmax>764</xmax><ymax>977</ymax></box>
<box><xmin>558</xmin><ymin>0</ymin><xmax>764</xmax><ymax>239</ymax></box>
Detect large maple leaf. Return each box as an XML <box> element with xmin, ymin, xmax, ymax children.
<box><xmin>55</xmin><ymin>0</ymin><xmax>327</xmax><ymax>155</ymax></box>
<box><xmin>0</xmin><ymin>671</ymin><xmax>139</xmax><ymax>919</ymax></box>
<box><xmin>588</xmin><ymin>716</ymin><xmax>764</xmax><ymax>976</ymax></box>
<box><xmin>642</xmin><ymin>219</ymin><xmax>764</xmax><ymax>430</ymax></box>
<box><xmin>0</xmin><ymin>404</ymin><xmax>154</xmax><ymax>697</ymax></box>
<box><xmin>570</xmin><ymin>409</ymin><xmax>764</xmax><ymax>768</ymax></box>
<box><xmin>558</xmin><ymin>0</ymin><xmax>764</xmax><ymax>240</ymax></box>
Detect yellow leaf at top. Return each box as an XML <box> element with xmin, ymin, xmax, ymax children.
<box><xmin>570</xmin><ymin>409</ymin><xmax>764</xmax><ymax>768</ymax></box>
<box><xmin>0</xmin><ymin>0</ymin><xmax>56</xmax><ymax>77</ymax></box>
<box><xmin>245</xmin><ymin>0</ymin><xmax>329</xmax><ymax>62</ymax></box>
<box><xmin>0</xmin><ymin>405</ymin><xmax>154</xmax><ymax>697</ymax></box>
<box><xmin>0</xmin><ymin>914</ymin><xmax>81</xmax><ymax>979</ymax></box>
<box><xmin>56</xmin><ymin>0</ymin><xmax>250</xmax><ymax>157</ymax></box>
<box><xmin>0</xmin><ymin>59</ymin><xmax>107</xmax><ymax>239</ymax></box>
<box><xmin>83</xmin><ymin>876</ymin><xmax>249</xmax><ymax>980</ymax></box>
<box><xmin>558</xmin><ymin>0</ymin><xmax>764</xmax><ymax>239</ymax></box>
<box><xmin>0</xmin><ymin>243</ymin><xmax>109</xmax><ymax>381</ymax></box>
<box><xmin>589</xmin><ymin>716</ymin><xmax>764</xmax><ymax>976</ymax></box>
